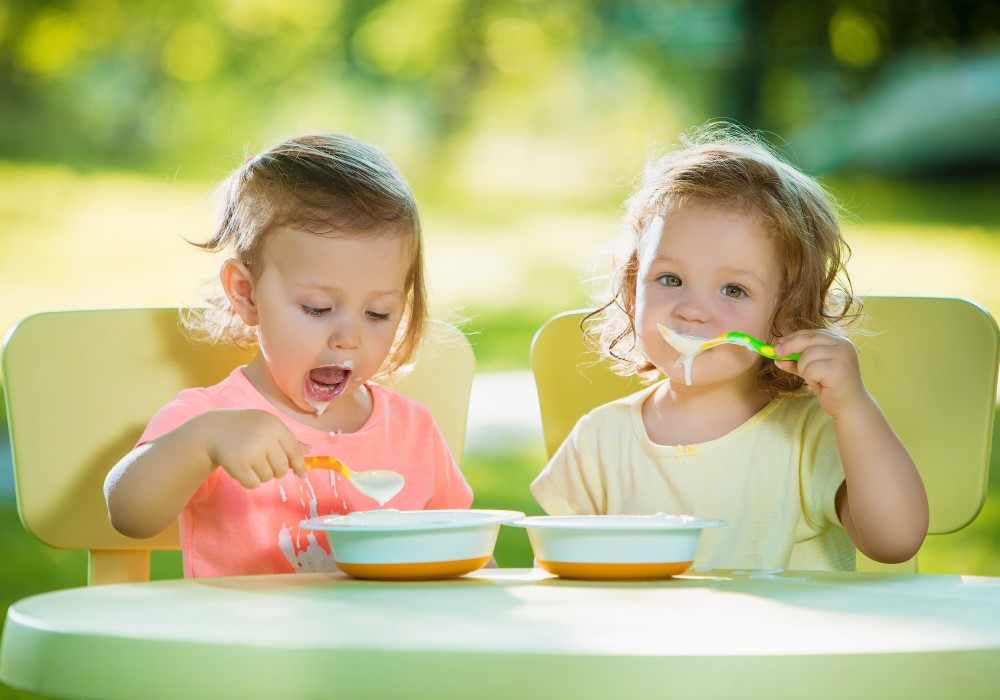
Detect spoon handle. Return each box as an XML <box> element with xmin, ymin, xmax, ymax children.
<box><xmin>723</xmin><ymin>332</ymin><xmax>801</xmax><ymax>362</ymax></box>
<box><xmin>305</xmin><ymin>455</ymin><xmax>353</xmax><ymax>477</ymax></box>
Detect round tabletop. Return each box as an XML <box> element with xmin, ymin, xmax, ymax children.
<box><xmin>3</xmin><ymin>568</ymin><xmax>1000</xmax><ymax>699</ymax></box>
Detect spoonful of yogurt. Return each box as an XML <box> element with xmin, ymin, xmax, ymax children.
<box><xmin>657</xmin><ymin>324</ymin><xmax>713</xmax><ymax>385</ymax></box>
<box><xmin>305</xmin><ymin>456</ymin><xmax>404</xmax><ymax>506</ymax></box>
<box><xmin>657</xmin><ymin>324</ymin><xmax>802</xmax><ymax>386</ymax></box>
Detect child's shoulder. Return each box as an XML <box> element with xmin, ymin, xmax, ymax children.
<box><xmin>770</xmin><ymin>391</ymin><xmax>824</xmax><ymax>415</ymax></box>
<box><xmin>368</xmin><ymin>381</ymin><xmax>435</xmax><ymax>420</ymax></box>
<box><xmin>766</xmin><ymin>391</ymin><xmax>831</xmax><ymax>433</ymax></box>
<box><xmin>172</xmin><ymin>366</ymin><xmax>255</xmax><ymax>409</ymax></box>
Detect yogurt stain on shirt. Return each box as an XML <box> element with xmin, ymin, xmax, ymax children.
<box><xmin>278</xmin><ymin>522</ymin><xmax>339</xmax><ymax>573</ymax></box>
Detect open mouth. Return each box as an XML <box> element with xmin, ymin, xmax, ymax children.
<box><xmin>305</xmin><ymin>363</ymin><xmax>354</xmax><ymax>405</ymax></box>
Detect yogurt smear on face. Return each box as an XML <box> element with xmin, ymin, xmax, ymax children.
<box><xmin>307</xmin><ymin>399</ymin><xmax>331</xmax><ymax>416</ymax></box>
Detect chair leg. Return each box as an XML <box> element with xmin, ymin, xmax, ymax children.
<box><xmin>89</xmin><ymin>549</ymin><xmax>151</xmax><ymax>585</ymax></box>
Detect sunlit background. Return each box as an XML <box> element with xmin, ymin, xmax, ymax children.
<box><xmin>2</xmin><ymin>0</ymin><xmax>1000</xmax><ymax>654</ymax></box>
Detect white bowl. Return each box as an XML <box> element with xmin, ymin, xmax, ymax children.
<box><xmin>508</xmin><ymin>514</ymin><xmax>726</xmax><ymax>580</ymax></box>
<box><xmin>300</xmin><ymin>509</ymin><xmax>524</xmax><ymax>580</ymax></box>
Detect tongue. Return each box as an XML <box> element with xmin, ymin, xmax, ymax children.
<box><xmin>310</xmin><ymin>367</ymin><xmax>348</xmax><ymax>386</ymax></box>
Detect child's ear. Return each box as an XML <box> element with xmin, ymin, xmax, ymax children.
<box><xmin>220</xmin><ymin>259</ymin><xmax>259</xmax><ymax>326</ymax></box>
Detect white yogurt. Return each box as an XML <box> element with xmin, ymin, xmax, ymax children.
<box><xmin>349</xmin><ymin>469</ymin><xmax>405</xmax><ymax>506</ymax></box>
<box><xmin>657</xmin><ymin>324</ymin><xmax>711</xmax><ymax>386</ymax></box>
<box><xmin>307</xmin><ymin>399</ymin><xmax>331</xmax><ymax>416</ymax></box>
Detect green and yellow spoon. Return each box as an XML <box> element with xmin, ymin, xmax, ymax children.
<box><xmin>657</xmin><ymin>324</ymin><xmax>801</xmax><ymax>361</ymax></box>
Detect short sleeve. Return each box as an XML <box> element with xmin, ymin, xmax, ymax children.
<box><xmin>530</xmin><ymin>416</ymin><xmax>607</xmax><ymax>515</ymax></box>
<box><xmin>135</xmin><ymin>390</ymin><xmax>222</xmax><ymax>501</ymax></box>
<box><xmin>137</xmin><ymin>390</ymin><xmax>217</xmax><ymax>446</ymax></box>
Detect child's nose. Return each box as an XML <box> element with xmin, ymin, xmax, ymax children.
<box><xmin>328</xmin><ymin>314</ymin><xmax>361</xmax><ymax>349</ymax></box>
<box><xmin>673</xmin><ymin>292</ymin><xmax>711</xmax><ymax>323</ymax></box>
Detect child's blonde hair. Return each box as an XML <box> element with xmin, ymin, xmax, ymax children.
<box><xmin>185</xmin><ymin>133</ymin><xmax>426</xmax><ymax>375</ymax></box>
<box><xmin>588</xmin><ymin>122</ymin><xmax>858</xmax><ymax>395</ymax></box>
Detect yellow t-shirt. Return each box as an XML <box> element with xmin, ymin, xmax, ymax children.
<box><xmin>530</xmin><ymin>381</ymin><xmax>855</xmax><ymax>571</ymax></box>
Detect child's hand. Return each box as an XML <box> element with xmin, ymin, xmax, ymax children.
<box><xmin>772</xmin><ymin>330</ymin><xmax>870</xmax><ymax>418</ymax></box>
<box><xmin>199</xmin><ymin>409</ymin><xmax>309</xmax><ymax>488</ymax></box>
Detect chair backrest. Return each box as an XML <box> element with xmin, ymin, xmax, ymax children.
<box><xmin>531</xmin><ymin>297</ymin><xmax>1000</xmax><ymax>571</ymax></box>
<box><xmin>2</xmin><ymin>308</ymin><xmax>474</xmax><ymax>585</ymax></box>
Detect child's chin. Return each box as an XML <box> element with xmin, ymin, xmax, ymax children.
<box><xmin>304</xmin><ymin>380</ymin><xmax>350</xmax><ymax>406</ymax></box>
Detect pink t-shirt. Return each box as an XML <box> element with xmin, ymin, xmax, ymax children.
<box><xmin>138</xmin><ymin>368</ymin><xmax>474</xmax><ymax>578</ymax></box>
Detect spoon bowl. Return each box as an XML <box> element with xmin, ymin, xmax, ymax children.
<box><xmin>305</xmin><ymin>456</ymin><xmax>404</xmax><ymax>506</ymax></box>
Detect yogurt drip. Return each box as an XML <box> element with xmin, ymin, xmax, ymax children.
<box><xmin>657</xmin><ymin>324</ymin><xmax>710</xmax><ymax>386</ymax></box>
<box><xmin>305</xmin><ymin>360</ymin><xmax>354</xmax><ymax>415</ymax></box>
<box><xmin>307</xmin><ymin>399</ymin><xmax>331</xmax><ymax>416</ymax></box>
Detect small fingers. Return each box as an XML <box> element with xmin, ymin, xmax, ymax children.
<box><xmin>774</xmin><ymin>329</ymin><xmax>853</xmax><ymax>359</ymax></box>
<box><xmin>233</xmin><ymin>464</ymin><xmax>264</xmax><ymax>490</ymax></box>
<box><xmin>773</xmin><ymin>359</ymin><xmax>798</xmax><ymax>375</ymax></box>
<box><xmin>249</xmin><ymin>458</ymin><xmax>275</xmax><ymax>486</ymax></box>
<box><xmin>267</xmin><ymin>448</ymin><xmax>290</xmax><ymax>480</ymax></box>
<box><xmin>283</xmin><ymin>438</ymin><xmax>310</xmax><ymax>480</ymax></box>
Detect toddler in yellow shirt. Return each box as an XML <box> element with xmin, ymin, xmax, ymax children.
<box><xmin>532</xmin><ymin>123</ymin><xmax>928</xmax><ymax>571</ymax></box>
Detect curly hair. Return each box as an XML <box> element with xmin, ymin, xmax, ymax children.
<box><xmin>586</xmin><ymin>122</ymin><xmax>859</xmax><ymax>395</ymax></box>
<box><xmin>182</xmin><ymin>133</ymin><xmax>426</xmax><ymax>376</ymax></box>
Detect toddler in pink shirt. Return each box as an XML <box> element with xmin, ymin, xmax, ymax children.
<box><xmin>105</xmin><ymin>134</ymin><xmax>473</xmax><ymax>576</ymax></box>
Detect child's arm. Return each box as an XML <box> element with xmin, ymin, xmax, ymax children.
<box><xmin>774</xmin><ymin>330</ymin><xmax>929</xmax><ymax>564</ymax></box>
<box><xmin>104</xmin><ymin>409</ymin><xmax>308</xmax><ymax>539</ymax></box>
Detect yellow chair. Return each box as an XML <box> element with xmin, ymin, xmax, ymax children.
<box><xmin>1</xmin><ymin>308</ymin><xmax>474</xmax><ymax>585</ymax></box>
<box><xmin>530</xmin><ymin>297</ymin><xmax>1000</xmax><ymax>572</ymax></box>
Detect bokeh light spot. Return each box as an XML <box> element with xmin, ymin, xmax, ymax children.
<box><xmin>161</xmin><ymin>23</ymin><xmax>223</xmax><ymax>82</ymax></box>
<box><xmin>352</xmin><ymin>0</ymin><xmax>458</xmax><ymax>76</ymax></box>
<box><xmin>219</xmin><ymin>0</ymin><xmax>337</xmax><ymax>36</ymax></box>
<box><xmin>17</xmin><ymin>10</ymin><xmax>84</xmax><ymax>77</ymax></box>
<box><xmin>485</xmin><ymin>18</ymin><xmax>547</xmax><ymax>74</ymax></box>
<box><xmin>830</xmin><ymin>7</ymin><xmax>881</xmax><ymax>68</ymax></box>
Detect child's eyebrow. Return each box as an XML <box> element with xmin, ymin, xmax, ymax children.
<box><xmin>721</xmin><ymin>266</ymin><xmax>768</xmax><ymax>287</ymax></box>
<box><xmin>648</xmin><ymin>255</ymin><xmax>681</xmax><ymax>266</ymax></box>
<box><xmin>649</xmin><ymin>257</ymin><xmax>768</xmax><ymax>286</ymax></box>
<box><xmin>292</xmin><ymin>282</ymin><xmax>405</xmax><ymax>299</ymax></box>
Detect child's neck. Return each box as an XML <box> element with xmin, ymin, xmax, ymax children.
<box><xmin>642</xmin><ymin>376</ymin><xmax>773</xmax><ymax>447</ymax></box>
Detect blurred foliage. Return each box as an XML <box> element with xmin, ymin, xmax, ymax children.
<box><xmin>0</xmin><ymin>0</ymin><xmax>997</xmax><ymax>184</ymax></box>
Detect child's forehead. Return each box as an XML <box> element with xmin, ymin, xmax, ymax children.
<box><xmin>253</xmin><ymin>225</ymin><xmax>414</xmax><ymax>273</ymax></box>
<box><xmin>638</xmin><ymin>209</ymin><xmax>780</xmax><ymax>280</ymax></box>
<box><xmin>641</xmin><ymin>204</ymin><xmax>772</xmax><ymax>249</ymax></box>
<box><xmin>262</xmin><ymin>224</ymin><xmax>412</xmax><ymax>253</ymax></box>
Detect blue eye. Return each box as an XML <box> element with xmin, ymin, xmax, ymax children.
<box><xmin>657</xmin><ymin>273</ymin><xmax>681</xmax><ymax>287</ymax></box>
<box><xmin>722</xmin><ymin>284</ymin><xmax>747</xmax><ymax>299</ymax></box>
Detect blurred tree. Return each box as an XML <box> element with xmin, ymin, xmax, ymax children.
<box><xmin>589</xmin><ymin>0</ymin><xmax>999</xmax><ymax>131</ymax></box>
<box><xmin>0</xmin><ymin>0</ymin><xmax>996</xmax><ymax>176</ymax></box>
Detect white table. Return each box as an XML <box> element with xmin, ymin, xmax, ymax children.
<box><xmin>3</xmin><ymin>568</ymin><xmax>1000</xmax><ymax>699</ymax></box>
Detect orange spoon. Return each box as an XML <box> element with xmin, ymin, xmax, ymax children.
<box><xmin>305</xmin><ymin>456</ymin><xmax>404</xmax><ymax>506</ymax></box>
